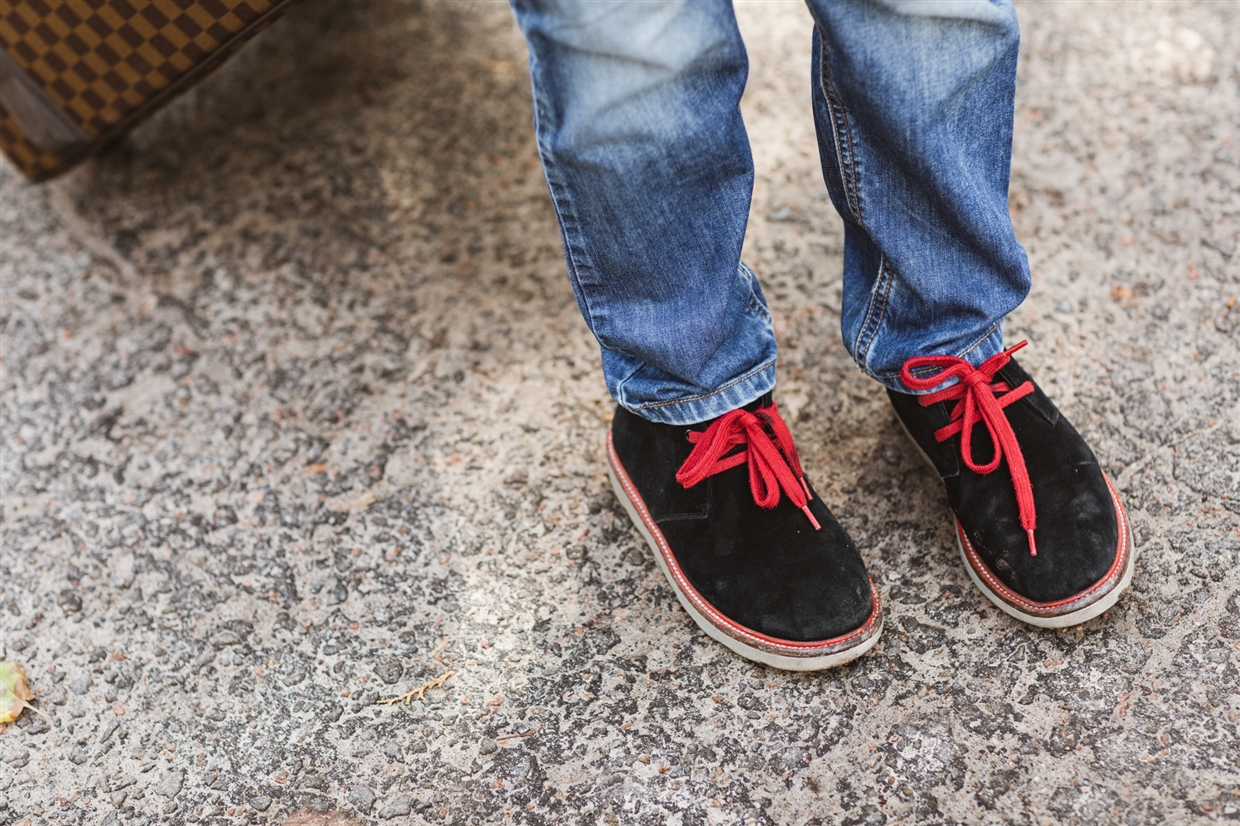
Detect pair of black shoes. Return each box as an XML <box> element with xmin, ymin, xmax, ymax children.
<box><xmin>606</xmin><ymin>345</ymin><xmax>1134</xmax><ymax>671</ymax></box>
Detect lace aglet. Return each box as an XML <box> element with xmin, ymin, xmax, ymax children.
<box><xmin>799</xmin><ymin>476</ymin><xmax>812</xmax><ymax>501</ymax></box>
<box><xmin>1027</xmin><ymin>528</ymin><xmax>1037</xmax><ymax>557</ymax></box>
<box><xmin>801</xmin><ymin>506</ymin><xmax>821</xmax><ymax>531</ymax></box>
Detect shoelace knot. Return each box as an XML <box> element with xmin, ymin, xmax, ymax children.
<box><xmin>674</xmin><ymin>403</ymin><xmax>820</xmax><ymax>531</ymax></box>
<box><xmin>900</xmin><ymin>341</ymin><xmax>1039</xmax><ymax>556</ymax></box>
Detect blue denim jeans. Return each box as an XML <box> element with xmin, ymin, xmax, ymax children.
<box><xmin>511</xmin><ymin>0</ymin><xmax>1031</xmax><ymax>425</ymax></box>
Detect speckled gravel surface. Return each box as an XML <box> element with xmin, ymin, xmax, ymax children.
<box><xmin>1</xmin><ymin>2</ymin><xmax>1238</xmax><ymax>825</ymax></box>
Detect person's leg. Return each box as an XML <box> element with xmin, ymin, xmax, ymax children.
<box><xmin>804</xmin><ymin>0</ymin><xmax>1132</xmax><ymax>626</ymax></box>
<box><xmin>509</xmin><ymin>0</ymin><xmax>882</xmax><ymax>669</ymax></box>
<box><xmin>510</xmin><ymin>0</ymin><xmax>775</xmax><ymax>426</ymax></box>
<box><xmin>804</xmin><ymin>0</ymin><xmax>1028</xmax><ymax>388</ymax></box>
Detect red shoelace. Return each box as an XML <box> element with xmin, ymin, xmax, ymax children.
<box><xmin>900</xmin><ymin>341</ymin><xmax>1039</xmax><ymax>556</ymax></box>
<box><xmin>675</xmin><ymin>403</ymin><xmax>821</xmax><ymax>531</ymax></box>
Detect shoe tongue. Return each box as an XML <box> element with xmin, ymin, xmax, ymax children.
<box><xmin>742</xmin><ymin>391</ymin><xmax>774</xmax><ymax>413</ymax></box>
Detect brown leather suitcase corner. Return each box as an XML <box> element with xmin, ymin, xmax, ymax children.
<box><xmin>0</xmin><ymin>0</ymin><xmax>300</xmax><ymax>183</ymax></box>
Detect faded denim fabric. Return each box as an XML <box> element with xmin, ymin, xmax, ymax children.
<box><xmin>510</xmin><ymin>0</ymin><xmax>1031</xmax><ymax>425</ymax></box>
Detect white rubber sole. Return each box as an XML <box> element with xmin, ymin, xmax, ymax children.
<box><xmin>895</xmin><ymin>415</ymin><xmax>1135</xmax><ymax>628</ymax></box>
<box><xmin>607</xmin><ymin>448</ymin><xmax>882</xmax><ymax>672</ymax></box>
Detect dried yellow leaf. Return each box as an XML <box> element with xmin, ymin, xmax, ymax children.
<box><xmin>0</xmin><ymin>661</ymin><xmax>51</xmax><ymax>724</ymax></box>
<box><xmin>376</xmin><ymin>671</ymin><xmax>456</xmax><ymax>706</ymax></box>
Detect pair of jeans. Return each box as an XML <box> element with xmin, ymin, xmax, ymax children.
<box><xmin>510</xmin><ymin>0</ymin><xmax>1032</xmax><ymax>425</ymax></box>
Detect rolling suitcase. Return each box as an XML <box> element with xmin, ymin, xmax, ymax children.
<box><xmin>0</xmin><ymin>0</ymin><xmax>299</xmax><ymax>182</ymax></box>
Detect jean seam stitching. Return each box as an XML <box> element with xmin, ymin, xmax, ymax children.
<box><xmin>865</xmin><ymin>262</ymin><xmax>895</xmax><ymax>362</ymax></box>
<box><xmin>855</xmin><ymin>256</ymin><xmax>893</xmax><ymax>365</ymax></box>
<box><xmin>529</xmin><ymin>75</ymin><xmax>606</xmax><ymax>349</ymax></box>
<box><xmin>742</xmin><ymin>267</ymin><xmax>772</xmax><ymax>322</ymax></box>
<box><xmin>747</xmin><ymin>293</ymin><xmax>771</xmax><ymax>322</ymax></box>
<box><xmin>631</xmin><ymin>357</ymin><xmax>777</xmax><ymax>411</ymax></box>
<box><xmin>818</xmin><ymin>35</ymin><xmax>863</xmax><ymax>226</ymax></box>
<box><xmin>871</xmin><ymin>320</ymin><xmax>1004</xmax><ymax>380</ymax></box>
<box><xmin>611</xmin><ymin>357</ymin><xmax>648</xmax><ymax>411</ymax></box>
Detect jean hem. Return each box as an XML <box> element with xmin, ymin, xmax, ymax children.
<box><xmin>621</xmin><ymin>360</ymin><xmax>777</xmax><ymax>425</ymax></box>
<box><xmin>869</xmin><ymin>324</ymin><xmax>1006</xmax><ymax>396</ymax></box>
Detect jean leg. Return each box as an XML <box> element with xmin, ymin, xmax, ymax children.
<box><xmin>510</xmin><ymin>0</ymin><xmax>777</xmax><ymax>425</ymax></box>
<box><xmin>804</xmin><ymin>0</ymin><xmax>1031</xmax><ymax>393</ymax></box>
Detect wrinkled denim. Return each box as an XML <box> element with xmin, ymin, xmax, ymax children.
<box><xmin>511</xmin><ymin>0</ymin><xmax>1031</xmax><ymax>425</ymax></box>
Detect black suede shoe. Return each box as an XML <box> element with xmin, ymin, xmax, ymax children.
<box><xmin>607</xmin><ymin>397</ymin><xmax>882</xmax><ymax>670</ymax></box>
<box><xmin>889</xmin><ymin>342</ymin><xmax>1133</xmax><ymax>628</ymax></box>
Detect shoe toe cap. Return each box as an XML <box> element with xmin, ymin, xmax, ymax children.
<box><xmin>664</xmin><ymin>512</ymin><xmax>877</xmax><ymax>643</ymax></box>
<box><xmin>964</xmin><ymin>466</ymin><xmax>1122</xmax><ymax>604</ymax></box>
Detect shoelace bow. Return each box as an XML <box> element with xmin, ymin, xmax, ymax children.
<box><xmin>675</xmin><ymin>403</ymin><xmax>821</xmax><ymax>530</ymax></box>
<box><xmin>900</xmin><ymin>341</ymin><xmax>1040</xmax><ymax>556</ymax></box>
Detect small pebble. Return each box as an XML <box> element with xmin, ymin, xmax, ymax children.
<box><xmin>379</xmin><ymin>796</ymin><xmax>413</xmax><ymax>819</ymax></box>
<box><xmin>155</xmin><ymin>770</ymin><xmax>184</xmax><ymax>798</ymax></box>
<box><xmin>347</xmin><ymin>785</ymin><xmax>376</xmax><ymax>813</ymax></box>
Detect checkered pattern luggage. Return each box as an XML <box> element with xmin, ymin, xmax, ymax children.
<box><xmin>0</xmin><ymin>0</ymin><xmax>299</xmax><ymax>182</ymax></box>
